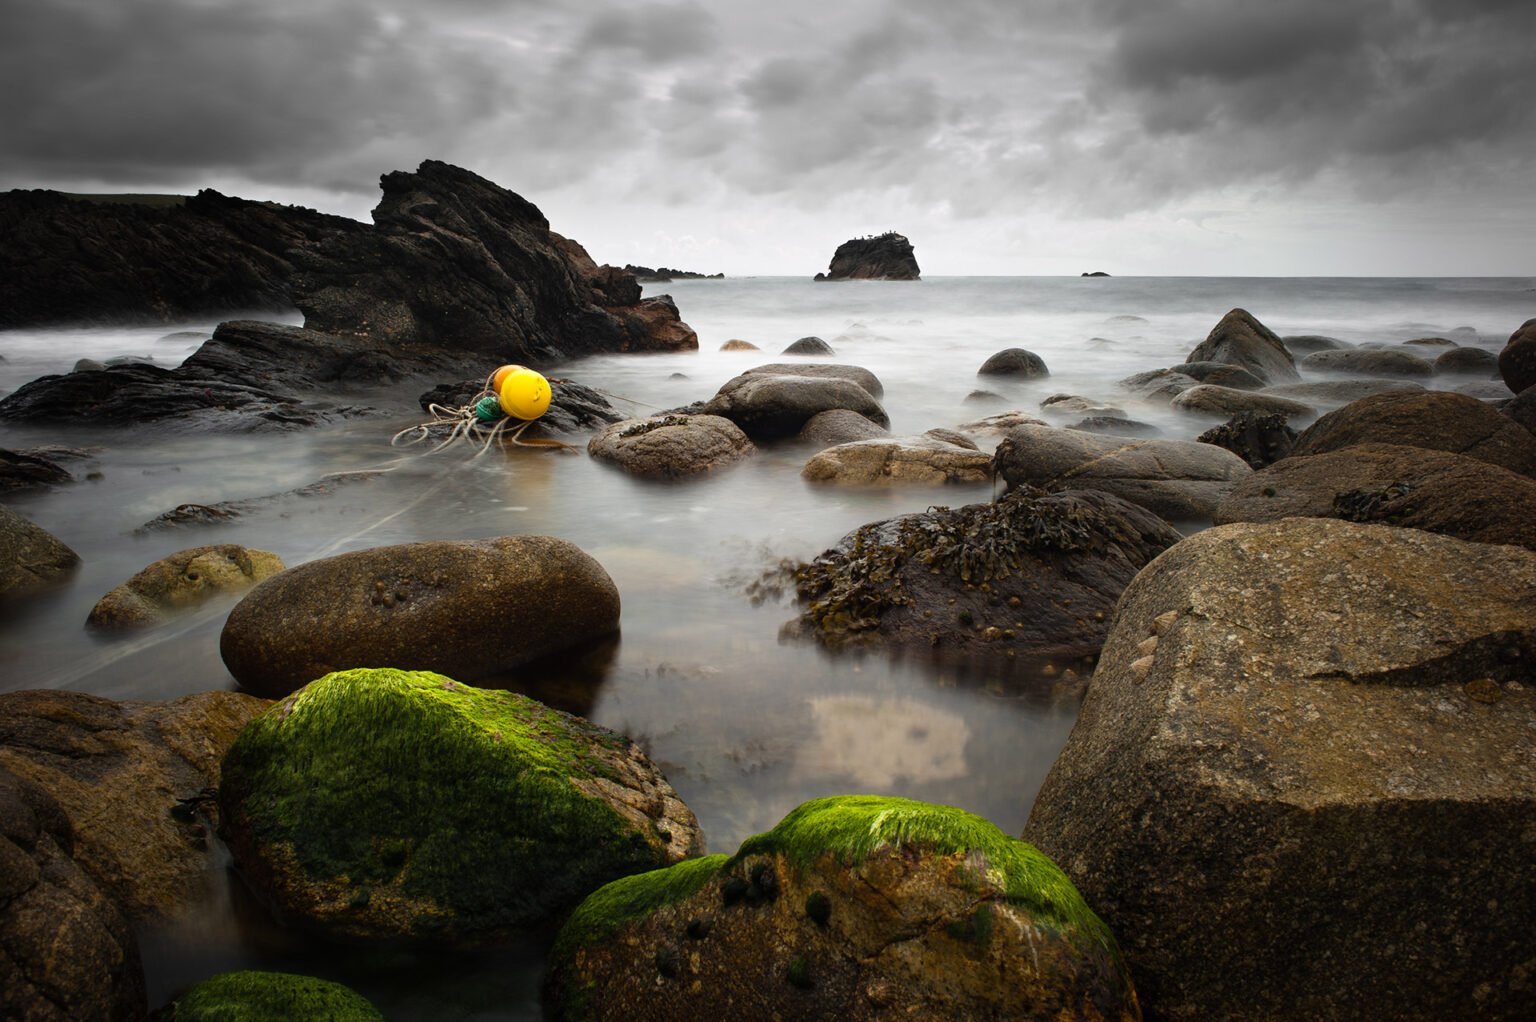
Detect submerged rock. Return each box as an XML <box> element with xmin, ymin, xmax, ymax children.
<box><xmin>88</xmin><ymin>545</ymin><xmax>284</xmax><ymax>629</ymax></box>
<box><xmin>0</xmin><ymin>766</ymin><xmax>146</xmax><ymax>1022</ymax></box>
<box><xmin>1291</xmin><ymin>390</ymin><xmax>1536</xmax><ymax>476</ymax></box>
<box><xmin>785</xmin><ymin>487</ymin><xmax>1180</xmax><ymax>660</ymax></box>
<box><xmin>992</xmin><ymin>424</ymin><xmax>1252</xmax><ymax>521</ymax></box>
<box><xmin>1185</xmin><ymin>308</ymin><xmax>1299</xmax><ymax>384</ymax></box>
<box><xmin>220</xmin><ymin>535</ymin><xmax>620</xmax><ymax>697</ymax></box>
<box><xmin>218</xmin><ymin>668</ymin><xmax>701</xmax><ymax>942</ymax></box>
<box><xmin>1167</xmin><ymin>361</ymin><xmax>1266</xmax><ymax>390</ymax></box>
<box><xmin>1116</xmin><ymin>368</ymin><xmax>1198</xmax><ymax>403</ymax></box>
<box><xmin>800</xmin><ymin>434</ymin><xmax>992</xmax><ymax>486</ymax></box>
<box><xmin>814</xmin><ymin>232</ymin><xmax>920</xmax><ymax>281</ymax></box>
<box><xmin>0</xmin><ymin>689</ymin><xmax>269</xmax><ymax>921</ymax></box>
<box><xmin>1214</xmin><ymin>442</ymin><xmax>1536</xmax><ymax>550</ymax></box>
<box><xmin>0</xmin><ymin>505</ymin><xmax>79</xmax><ymax>598</ymax></box>
<box><xmin>546</xmin><ymin>795</ymin><xmax>1140</xmax><ymax>1022</ymax></box>
<box><xmin>588</xmin><ymin>415</ymin><xmax>754</xmax><ymax>479</ymax></box>
<box><xmin>161</xmin><ymin>970</ymin><xmax>383</xmax><ymax>1021</ymax></box>
<box><xmin>1025</xmin><ymin>519</ymin><xmax>1536</xmax><ymax>1021</ymax></box>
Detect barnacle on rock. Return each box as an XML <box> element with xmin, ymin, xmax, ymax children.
<box><xmin>618</xmin><ymin>414</ymin><xmax>691</xmax><ymax>439</ymax></box>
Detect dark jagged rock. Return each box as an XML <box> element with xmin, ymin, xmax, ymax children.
<box><xmin>1498</xmin><ymin>317</ymin><xmax>1536</xmax><ymax>394</ymax></box>
<box><xmin>1196</xmin><ymin>411</ymin><xmax>1297</xmax><ymax>469</ymax></box>
<box><xmin>291</xmin><ymin>160</ymin><xmax>698</xmax><ymax>362</ymax></box>
<box><xmin>813</xmin><ymin>232</ymin><xmax>920</xmax><ymax>281</ymax></box>
<box><xmin>784</xmin><ymin>487</ymin><xmax>1181</xmax><ymax>661</ymax></box>
<box><xmin>0</xmin><ymin>449</ymin><xmax>73</xmax><ymax>492</ymax></box>
<box><xmin>1187</xmin><ymin>309</ymin><xmax>1299</xmax><ymax>384</ymax></box>
<box><xmin>0</xmin><ymin>188</ymin><xmax>364</xmax><ymax>328</ymax></box>
<box><xmin>622</xmin><ymin>264</ymin><xmax>724</xmax><ymax>281</ymax></box>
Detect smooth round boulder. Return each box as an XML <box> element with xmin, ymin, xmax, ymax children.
<box><xmin>1291</xmin><ymin>390</ymin><xmax>1536</xmax><ymax>477</ymax></box>
<box><xmin>588</xmin><ymin>414</ymin><xmax>753</xmax><ymax>479</ymax></box>
<box><xmin>796</xmin><ymin>408</ymin><xmax>891</xmax><ymax>449</ymax></box>
<box><xmin>800</xmin><ymin>435</ymin><xmax>992</xmax><ymax>486</ymax></box>
<box><xmin>0</xmin><ymin>505</ymin><xmax>79</xmax><ymax>598</ymax></box>
<box><xmin>546</xmin><ymin>795</ymin><xmax>1140</xmax><ymax>1022</ymax></box>
<box><xmin>219</xmin><ymin>536</ymin><xmax>620</xmax><ymax>696</ymax></box>
<box><xmin>1301</xmin><ymin>348</ymin><xmax>1434</xmax><ymax>377</ymax></box>
<box><xmin>88</xmin><ymin>544</ymin><xmax>283</xmax><ymax>630</ymax></box>
<box><xmin>977</xmin><ymin>347</ymin><xmax>1049</xmax><ymax>377</ymax></box>
<box><xmin>164</xmin><ymin>970</ymin><xmax>383</xmax><ymax>1021</ymax></box>
<box><xmin>218</xmin><ymin>668</ymin><xmax>702</xmax><ymax>943</ymax></box>
<box><xmin>1026</xmin><ymin>519</ymin><xmax>1536</xmax><ymax>1021</ymax></box>
<box><xmin>1186</xmin><ymin>308</ymin><xmax>1299</xmax><ymax>383</ymax></box>
<box><xmin>703</xmin><ymin>372</ymin><xmax>889</xmax><ymax>440</ymax></box>
<box><xmin>1215</xmin><ymin>442</ymin><xmax>1536</xmax><ymax>550</ymax></box>
<box><xmin>782</xmin><ymin>335</ymin><xmax>834</xmax><ymax>356</ymax></box>
<box><xmin>1497</xmin><ymin>317</ymin><xmax>1536</xmax><ymax>394</ymax></box>
<box><xmin>740</xmin><ymin>363</ymin><xmax>884</xmax><ymax>399</ymax></box>
<box><xmin>1170</xmin><ymin>384</ymin><xmax>1314</xmax><ymax>419</ymax></box>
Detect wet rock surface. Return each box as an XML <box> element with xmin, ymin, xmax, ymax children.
<box><xmin>1291</xmin><ymin>390</ymin><xmax>1536</xmax><ymax>476</ymax></box>
<box><xmin>977</xmin><ymin>348</ymin><xmax>1049</xmax><ymax>378</ymax></box>
<box><xmin>797</xmin><ymin>408</ymin><xmax>892</xmax><ymax>449</ymax></box>
<box><xmin>0</xmin><ymin>448</ymin><xmax>74</xmax><ymax>492</ymax></box>
<box><xmin>88</xmin><ymin>544</ymin><xmax>284</xmax><ymax>629</ymax></box>
<box><xmin>1025</xmin><ymin>519</ymin><xmax>1536</xmax><ymax>1021</ymax></box>
<box><xmin>800</xmin><ymin>434</ymin><xmax>993</xmax><ymax>486</ymax></box>
<box><xmin>588</xmin><ymin>415</ymin><xmax>755</xmax><ymax>479</ymax></box>
<box><xmin>704</xmin><ymin>371</ymin><xmax>889</xmax><ymax>440</ymax></box>
<box><xmin>0</xmin><ymin>505</ymin><xmax>79</xmax><ymax>598</ymax></box>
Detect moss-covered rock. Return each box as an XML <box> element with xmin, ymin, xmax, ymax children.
<box><xmin>546</xmin><ymin>795</ymin><xmax>1140</xmax><ymax>1021</ymax></box>
<box><xmin>88</xmin><ymin>544</ymin><xmax>283</xmax><ymax>629</ymax></box>
<box><xmin>165</xmin><ymin>970</ymin><xmax>382</xmax><ymax>1021</ymax></box>
<box><xmin>218</xmin><ymin>668</ymin><xmax>701</xmax><ymax>943</ymax></box>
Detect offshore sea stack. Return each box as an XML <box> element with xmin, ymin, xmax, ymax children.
<box><xmin>813</xmin><ymin>232</ymin><xmax>920</xmax><ymax>280</ymax></box>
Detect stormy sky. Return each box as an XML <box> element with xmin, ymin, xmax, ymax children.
<box><xmin>3</xmin><ymin>0</ymin><xmax>1533</xmax><ymax>275</ymax></box>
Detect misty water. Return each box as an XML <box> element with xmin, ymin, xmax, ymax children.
<box><xmin>1</xmin><ymin>275</ymin><xmax>1530</xmax><ymax>1019</ymax></box>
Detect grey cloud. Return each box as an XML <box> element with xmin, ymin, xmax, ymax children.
<box><xmin>580</xmin><ymin>2</ymin><xmax>716</xmax><ymax>63</ymax></box>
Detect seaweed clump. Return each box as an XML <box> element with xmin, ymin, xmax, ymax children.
<box><xmin>792</xmin><ymin>487</ymin><xmax>1131</xmax><ymax>641</ymax></box>
<box><xmin>1332</xmin><ymin>482</ymin><xmax>1412</xmax><ymax>523</ymax></box>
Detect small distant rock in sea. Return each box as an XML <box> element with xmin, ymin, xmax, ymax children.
<box><xmin>622</xmin><ymin>264</ymin><xmax>724</xmax><ymax>282</ymax></box>
<box><xmin>813</xmin><ymin>232</ymin><xmax>920</xmax><ymax>281</ymax></box>
<box><xmin>1081</xmin><ymin>271</ymin><xmax>1111</xmax><ymax>277</ymax></box>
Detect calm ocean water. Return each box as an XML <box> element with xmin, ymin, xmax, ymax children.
<box><xmin>1</xmin><ymin>275</ymin><xmax>1530</xmax><ymax>1018</ymax></box>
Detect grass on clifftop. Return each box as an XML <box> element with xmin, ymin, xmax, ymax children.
<box><xmin>171</xmin><ymin>970</ymin><xmax>382</xmax><ymax>1021</ymax></box>
<box><xmin>220</xmin><ymin>668</ymin><xmax>666</xmax><ymax>933</ymax></box>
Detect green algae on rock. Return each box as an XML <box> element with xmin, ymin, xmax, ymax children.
<box><xmin>88</xmin><ymin>544</ymin><xmax>283</xmax><ymax>629</ymax></box>
<box><xmin>546</xmin><ymin>795</ymin><xmax>1140</xmax><ymax>1022</ymax></box>
<box><xmin>166</xmin><ymin>969</ymin><xmax>383</xmax><ymax>1021</ymax></box>
<box><xmin>218</xmin><ymin>668</ymin><xmax>701</xmax><ymax>944</ymax></box>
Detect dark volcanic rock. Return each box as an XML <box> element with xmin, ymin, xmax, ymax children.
<box><xmin>291</xmin><ymin>160</ymin><xmax>698</xmax><ymax>361</ymax></box>
<box><xmin>0</xmin><ymin>766</ymin><xmax>146</xmax><ymax>1022</ymax></box>
<box><xmin>814</xmin><ymin>232</ymin><xmax>920</xmax><ymax>281</ymax></box>
<box><xmin>1186</xmin><ymin>308</ymin><xmax>1299</xmax><ymax>384</ymax></box>
<box><xmin>1215</xmin><ymin>442</ymin><xmax>1536</xmax><ymax>550</ymax></box>
<box><xmin>1025</xmin><ymin>519</ymin><xmax>1536</xmax><ymax>1021</ymax></box>
<box><xmin>1196</xmin><ymin>411</ymin><xmax>1297</xmax><ymax>469</ymax></box>
<box><xmin>785</xmin><ymin>487</ymin><xmax>1181</xmax><ymax>661</ymax></box>
<box><xmin>1498</xmin><ymin>317</ymin><xmax>1536</xmax><ymax>394</ymax></box>
<box><xmin>1291</xmin><ymin>390</ymin><xmax>1536</xmax><ymax>476</ymax></box>
<box><xmin>0</xmin><ymin>188</ymin><xmax>363</xmax><ymax>329</ymax></box>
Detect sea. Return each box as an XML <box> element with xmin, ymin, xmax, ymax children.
<box><xmin>0</xmin><ymin>275</ymin><xmax>1530</xmax><ymax>1018</ymax></box>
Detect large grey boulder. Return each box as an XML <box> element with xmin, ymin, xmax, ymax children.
<box><xmin>703</xmin><ymin>371</ymin><xmax>889</xmax><ymax>440</ymax></box>
<box><xmin>740</xmin><ymin>363</ymin><xmax>883</xmax><ymax>399</ymax></box>
<box><xmin>0</xmin><ymin>505</ymin><xmax>79</xmax><ymax>598</ymax></box>
<box><xmin>1025</xmin><ymin>519</ymin><xmax>1536</xmax><ymax>1021</ymax></box>
<box><xmin>993</xmin><ymin>423</ymin><xmax>1252</xmax><ymax>521</ymax></box>
<box><xmin>801</xmin><ymin>434</ymin><xmax>992</xmax><ymax>486</ymax></box>
<box><xmin>220</xmin><ymin>536</ymin><xmax>620</xmax><ymax>697</ymax></box>
<box><xmin>1291</xmin><ymin>390</ymin><xmax>1536</xmax><ymax>476</ymax></box>
<box><xmin>1216</xmin><ymin>442</ymin><xmax>1536</xmax><ymax>550</ymax></box>
<box><xmin>1185</xmin><ymin>308</ymin><xmax>1299</xmax><ymax>383</ymax></box>
<box><xmin>588</xmin><ymin>414</ymin><xmax>754</xmax><ymax>479</ymax></box>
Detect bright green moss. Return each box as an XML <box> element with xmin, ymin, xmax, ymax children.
<box><xmin>732</xmin><ymin>795</ymin><xmax>1114</xmax><ymax>949</ymax></box>
<box><xmin>554</xmin><ymin>853</ymin><xmax>728</xmax><ymax>958</ymax></box>
<box><xmin>219</xmin><ymin>668</ymin><xmax>668</xmax><ymax>935</ymax></box>
<box><xmin>171</xmin><ymin>970</ymin><xmax>382</xmax><ymax>1021</ymax></box>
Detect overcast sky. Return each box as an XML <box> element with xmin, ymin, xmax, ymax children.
<box><xmin>3</xmin><ymin>0</ymin><xmax>1533</xmax><ymax>275</ymax></box>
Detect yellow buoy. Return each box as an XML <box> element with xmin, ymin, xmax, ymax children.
<box><xmin>497</xmin><ymin>367</ymin><xmax>552</xmax><ymax>421</ymax></box>
<box><xmin>491</xmin><ymin>364</ymin><xmax>522</xmax><ymax>392</ymax></box>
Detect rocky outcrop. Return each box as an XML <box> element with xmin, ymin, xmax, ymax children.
<box><xmin>0</xmin><ymin>188</ymin><xmax>363</xmax><ymax>329</ymax></box>
<box><xmin>87</xmin><ymin>545</ymin><xmax>284</xmax><ymax>629</ymax></box>
<box><xmin>588</xmin><ymin>415</ymin><xmax>754</xmax><ymax>479</ymax></box>
<box><xmin>1025</xmin><ymin>519</ymin><xmax>1536</xmax><ymax>1021</ymax></box>
<box><xmin>992</xmin><ymin>424</ymin><xmax>1253</xmax><ymax>521</ymax></box>
<box><xmin>813</xmin><ymin>232</ymin><xmax>920</xmax><ymax>281</ymax></box>
<box><xmin>160</xmin><ymin>970</ymin><xmax>384</xmax><ymax>1021</ymax></box>
<box><xmin>1291</xmin><ymin>390</ymin><xmax>1536</xmax><ymax>476</ymax></box>
<box><xmin>0</xmin><ymin>766</ymin><xmax>146</xmax><ymax>1022</ymax></box>
<box><xmin>1498</xmin><ymin>317</ymin><xmax>1536</xmax><ymax>394</ymax></box>
<box><xmin>219</xmin><ymin>668</ymin><xmax>702</xmax><ymax>943</ymax></box>
<box><xmin>1196</xmin><ymin>411</ymin><xmax>1297</xmax><ymax>469</ymax></box>
<box><xmin>1185</xmin><ymin>309</ymin><xmax>1299</xmax><ymax>384</ymax></box>
<box><xmin>292</xmin><ymin>160</ymin><xmax>696</xmax><ymax>362</ymax></box>
<box><xmin>1214</xmin><ymin>442</ymin><xmax>1536</xmax><ymax>550</ymax></box>
<box><xmin>545</xmin><ymin>795</ymin><xmax>1140</xmax><ymax>1022</ymax></box>
<box><xmin>785</xmin><ymin>487</ymin><xmax>1181</xmax><ymax>660</ymax></box>
<box><xmin>0</xmin><ymin>505</ymin><xmax>79</xmax><ymax>598</ymax></box>
<box><xmin>800</xmin><ymin>434</ymin><xmax>992</xmax><ymax>486</ymax></box>
<box><xmin>220</xmin><ymin>535</ymin><xmax>620</xmax><ymax>697</ymax></box>
<box><xmin>1300</xmin><ymin>348</ymin><xmax>1434</xmax><ymax>377</ymax></box>
<box><xmin>703</xmin><ymin>371</ymin><xmax>889</xmax><ymax>440</ymax></box>
<box><xmin>0</xmin><ymin>689</ymin><xmax>269</xmax><ymax>921</ymax></box>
